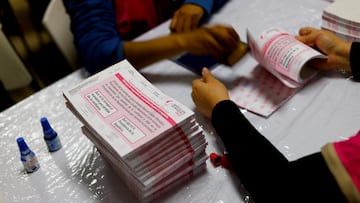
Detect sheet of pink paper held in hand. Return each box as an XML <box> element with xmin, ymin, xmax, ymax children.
<box><xmin>229</xmin><ymin>27</ymin><xmax>326</xmax><ymax>117</ymax></box>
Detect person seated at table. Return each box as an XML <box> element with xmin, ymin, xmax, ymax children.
<box><xmin>63</xmin><ymin>0</ymin><xmax>236</xmax><ymax>75</ymax></box>
<box><xmin>191</xmin><ymin>27</ymin><xmax>360</xmax><ymax>203</ymax></box>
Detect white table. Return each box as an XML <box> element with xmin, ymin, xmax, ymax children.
<box><xmin>2</xmin><ymin>0</ymin><xmax>358</xmax><ymax>202</ymax></box>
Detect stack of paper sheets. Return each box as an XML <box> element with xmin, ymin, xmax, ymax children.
<box><xmin>322</xmin><ymin>0</ymin><xmax>360</xmax><ymax>42</ymax></box>
<box><xmin>63</xmin><ymin>60</ymin><xmax>207</xmax><ymax>202</ymax></box>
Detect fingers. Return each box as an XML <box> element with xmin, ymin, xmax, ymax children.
<box><xmin>192</xmin><ymin>68</ymin><xmax>212</xmax><ymax>89</ymax></box>
<box><xmin>201</xmin><ymin>67</ymin><xmax>213</xmax><ymax>82</ymax></box>
<box><xmin>192</xmin><ymin>68</ymin><xmax>209</xmax><ymax>87</ymax></box>
<box><xmin>169</xmin><ymin>15</ymin><xmax>179</xmax><ymax>32</ymax></box>
<box><xmin>208</xmin><ymin>25</ymin><xmax>240</xmax><ymax>50</ymax></box>
<box><xmin>202</xmin><ymin>25</ymin><xmax>240</xmax><ymax>60</ymax></box>
<box><xmin>171</xmin><ymin>15</ymin><xmax>199</xmax><ymax>33</ymax></box>
<box><xmin>298</xmin><ymin>27</ymin><xmax>316</xmax><ymax>36</ymax></box>
<box><xmin>170</xmin><ymin>4</ymin><xmax>203</xmax><ymax>33</ymax></box>
<box><xmin>307</xmin><ymin>58</ymin><xmax>330</xmax><ymax>70</ymax></box>
<box><xmin>296</xmin><ymin>27</ymin><xmax>326</xmax><ymax>48</ymax></box>
<box><xmin>181</xmin><ymin>24</ymin><xmax>241</xmax><ymax>60</ymax></box>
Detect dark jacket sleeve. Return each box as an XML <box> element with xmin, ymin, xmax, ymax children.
<box><xmin>211</xmin><ymin>100</ymin><xmax>290</xmax><ymax>201</ymax></box>
<box><xmin>350</xmin><ymin>42</ymin><xmax>360</xmax><ymax>81</ymax></box>
<box><xmin>64</xmin><ymin>0</ymin><xmax>124</xmax><ymax>75</ymax></box>
<box><xmin>210</xmin><ymin>100</ymin><xmax>347</xmax><ymax>203</ymax></box>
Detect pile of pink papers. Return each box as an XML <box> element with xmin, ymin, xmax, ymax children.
<box><xmin>322</xmin><ymin>0</ymin><xmax>360</xmax><ymax>42</ymax></box>
<box><xmin>63</xmin><ymin>60</ymin><xmax>207</xmax><ymax>202</ymax></box>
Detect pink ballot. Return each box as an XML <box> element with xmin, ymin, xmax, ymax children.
<box><xmin>247</xmin><ymin>27</ymin><xmax>326</xmax><ymax>88</ymax></box>
<box><xmin>229</xmin><ymin>27</ymin><xmax>326</xmax><ymax>117</ymax></box>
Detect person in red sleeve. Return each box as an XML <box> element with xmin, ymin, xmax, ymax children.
<box><xmin>191</xmin><ymin>27</ymin><xmax>360</xmax><ymax>203</ymax></box>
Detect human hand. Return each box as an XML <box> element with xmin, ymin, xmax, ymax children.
<box><xmin>295</xmin><ymin>27</ymin><xmax>352</xmax><ymax>71</ymax></box>
<box><xmin>170</xmin><ymin>4</ymin><xmax>204</xmax><ymax>33</ymax></box>
<box><xmin>178</xmin><ymin>24</ymin><xmax>240</xmax><ymax>62</ymax></box>
<box><xmin>191</xmin><ymin>68</ymin><xmax>230</xmax><ymax>119</ymax></box>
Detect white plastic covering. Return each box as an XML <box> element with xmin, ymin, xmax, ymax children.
<box><xmin>2</xmin><ymin>0</ymin><xmax>358</xmax><ymax>202</ymax></box>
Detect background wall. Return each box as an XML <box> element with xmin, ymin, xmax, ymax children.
<box><xmin>0</xmin><ymin>0</ymin><xmax>75</xmax><ymax>111</ymax></box>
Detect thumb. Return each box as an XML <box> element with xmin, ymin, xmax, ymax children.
<box><xmin>298</xmin><ymin>27</ymin><xmax>312</xmax><ymax>36</ymax></box>
<box><xmin>201</xmin><ymin>67</ymin><xmax>215</xmax><ymax>82</ymax></box>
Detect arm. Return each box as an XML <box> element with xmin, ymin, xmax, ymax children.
<box><xmin>123</xmin><ymin>25</ymin><xmax>240</xmax><ymax>68</ymax></box>
<box><xmin>191</xmin><ymin>68</ymin><xmax>347</xmax><ymax>202</ymax></box>
<box><xmin>65</xmin><ymin>0</ymin><xmax>238</xmax><ymax>74</ymax></box>
<box><xmin>64</xmin><ymin>0</ymin><xmax>124</xmax><ymax>74</ymax></box>
<box><xmin>211</xmin><ymin>100</ymin><xmax>346</xmax><ymax>202</ymax></box>
<box><xmin>192</xmin><ymin>68</ymin><xmax>291</xmax><ymax>201</ymax></box>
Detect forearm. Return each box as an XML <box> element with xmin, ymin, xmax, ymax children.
<box><xmin>211</xmin><ymin>100</ymin><xmax>290</xmax><ymax>200</ymax></box>
<box><xmin>334</xmin><ymin>41</ymin><xmax>352</xmax><ymax>72</ymax></box>
<box><xmin>290</xmin><ymin>153</ymin><xmax>348</xmax><ymax>202</ymax></box>
<box><xmin>123</xmin><ymin>34</ymin><xmax>187</xmax><ymax>69</ymax></box>
<box><xmin>211</xmin><ymin>100</ymin><xmax>347</xmax><ymax>202</ymax></box>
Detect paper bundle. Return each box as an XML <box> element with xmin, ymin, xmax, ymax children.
<box><xmin>63</xmin><ymin>60</ymin><xmax>207</xmax><ymax>202</ymax></box>
<box><xmin>322</xmin><ymin>0</ymin><xmax>360</xmax><ymax>42</ymax></box>
<box><xmin>228</xmin><ymin>27</ymin><xmax>324</xmax><ymax>117</ymax></box>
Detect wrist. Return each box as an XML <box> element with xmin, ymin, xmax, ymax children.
<box><xmin>173</xmin><ymin>32</ymin><xmax>191</xmax><ymax>53</ymax></box>
<box><xmin>335</xmin><ymin>42</ymin><xmax>352</xmax><ymax>71</ymax></box>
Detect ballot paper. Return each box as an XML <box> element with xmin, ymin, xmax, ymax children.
<box><xmin>63</xmin><ymin>60</ymin><xmax>207</xmax><ymax>202</ymax></box>
<box><xmin>229</xmin><ymin>27</ymin><xmax>326</xmax><ymax>117</ymax></box>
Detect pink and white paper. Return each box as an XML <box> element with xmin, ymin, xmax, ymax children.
<box><xmin>229</xmin><ymin>67</ymin><xmax>299</xmax><ymax>117</ymax></box>
<box><xmin>229</xmin><ymin>27</ymin><xmax>325</xmax><ymax>117</ymax></box>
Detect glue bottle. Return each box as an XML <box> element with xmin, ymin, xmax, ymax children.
<box><xmin>40</xmin><ymin>117</ymin><xmax>62</xmax><ymax>152</ymax></box>
<box><xmin>16</xmin><ymin>137</ymin><xmax>40</xmax><ymax>173</ymax></box>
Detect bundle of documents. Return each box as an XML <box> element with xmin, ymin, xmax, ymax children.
<box><xmin>63</xmin><ymin>60</ymin><xmax>207</xmax><ymax>202</ymax></box>
<box><xmin>229</xmin><ymin>27</ymin><xmax>325</xmax><ymax>117</ymax></box>
<box><xmin>322</xmin><ymin>0</ymin><xmax>360</xmax><ymax>42</ymax></box>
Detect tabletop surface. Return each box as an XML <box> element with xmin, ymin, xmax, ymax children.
<box><xmin>2</xmin><ymin>0</ymin><xmax>360</xmax><ymax>202</ymax></box>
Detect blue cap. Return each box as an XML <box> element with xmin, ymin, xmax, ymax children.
<box><xmin>17</xmin><ymin>137</ymin><xmax>30</xmax><ymax>155</ymax></box>
<box><xmin>40</xmin><ymin>117</ymin><xmax>57</xmax><ymax>139</ymax></box>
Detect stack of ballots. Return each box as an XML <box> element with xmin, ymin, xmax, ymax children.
<box><xmin>322</xmin><ymin>0</ymin><xmax>360</xmax><ymax>42</ymax></box>
<box><xmin>63</xmin><ymin>60</ymin><xmax>208</xmax><ymax>202</ymax></box>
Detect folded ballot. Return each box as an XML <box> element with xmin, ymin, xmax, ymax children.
<box><xmin>247</xmin><ymin>27</ymin><xmax>326</xmax><ymax>88</ymax></box>
<box><xmin>229</xmin><ymin>27</ymin><xmax>326</xmax><ymax>117</ymax></box>
<box><xmin>63</xmin><ymin>60</ymin><xmax>207</xmax><ymax>202</ymax></box>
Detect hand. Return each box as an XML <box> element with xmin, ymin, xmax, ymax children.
<box><xmin>170</xmin><ymin>4</ymin><xmax>204</xmax><ymax>33</ymax></box>
<box><xmin>192</xmin><ymin>68</ymin><xmax>230</xmax><ymax>119</ymax></box>
<box><xmin>177</xmin><ymin>24</ymin><xmax>240</xmax><ymax>61</ymax></box>
<box><xmin>295</xmin><ymin>27</ymin><xmax>352</xmax><ymax>71</ymax></box>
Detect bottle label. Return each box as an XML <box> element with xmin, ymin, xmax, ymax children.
<box><xmin>45</xmin><ymin>136</ymin><xmax>62</xmax><ymax>152</ymax></box>
<box><xmin>22</xmin><ymin>152</ymin><xmax>40</xmax><ymax>173</ymax></box>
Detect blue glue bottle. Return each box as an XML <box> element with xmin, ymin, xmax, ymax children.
<box><xmin>16</xmin><ymin>137</ymin><xmax>40</xmax><ymax>173</ymax></box>
<box><xmin>40</xmin><ymin>117</ymin><xmax>62</xmax><ymax>152</ymax></box>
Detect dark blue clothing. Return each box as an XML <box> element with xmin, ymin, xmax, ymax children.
<box><xmin>63</xmin><ymin>0</ymin><xmax>228</xmax><ymax>74</ymax></box>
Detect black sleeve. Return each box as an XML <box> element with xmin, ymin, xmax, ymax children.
<box><xmin>350</xmin><ymin>42</ymin><xmax>360</xmax><ymax>81</ymax></box>
<box><xmin>210</xmin><ymin>100</ymin><xmax>347</xmax><ymax>203</ymax></box>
